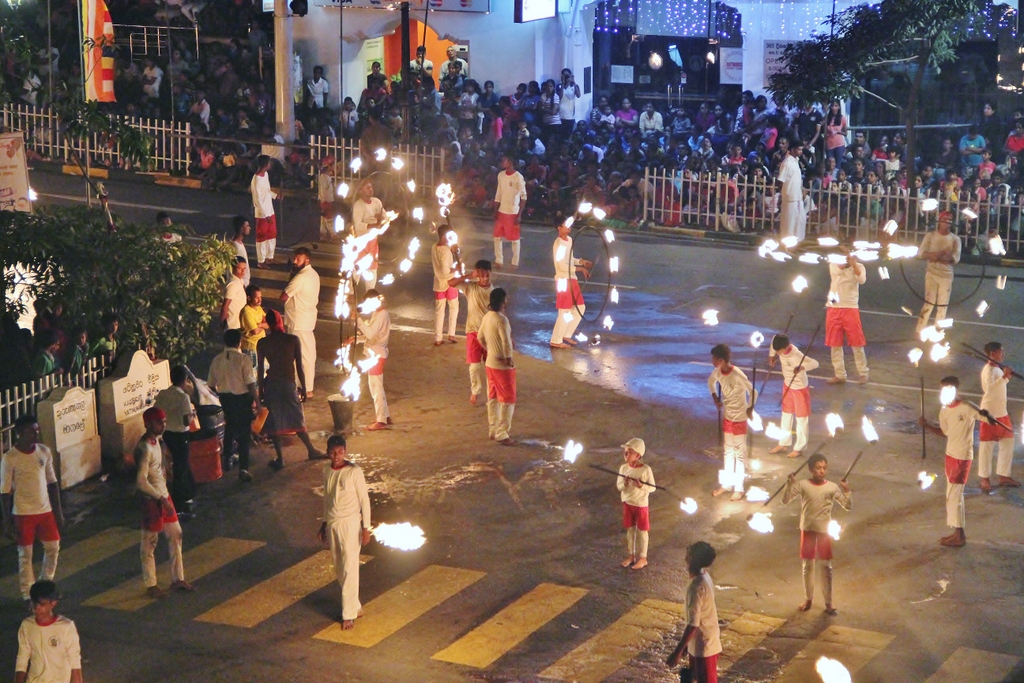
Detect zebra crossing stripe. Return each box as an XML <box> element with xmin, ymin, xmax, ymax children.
<box><xmin>772</xmin><ymin>625</ymin><xmax>894</xmax><ymax>683</ymax></box>
<box><xmin>923</xmin><ymin>647</ymin><xmax>1021</xmax><ymax>683</ymax></box>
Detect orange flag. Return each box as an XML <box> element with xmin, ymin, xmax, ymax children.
<box><xmin>82</xmin><ymin>0</ymin><xmax>115</xmax><ymax>102</ymax></box>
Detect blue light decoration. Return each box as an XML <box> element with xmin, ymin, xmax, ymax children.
<box><xmin>596</xmin><ymin>0</ymin><xmax>740</xmax><ymax>42</ymax></box>
<box><xmin>595</xmin><ymin>0</ymin><xmax>637</xmax><ymax>33</ymax></box>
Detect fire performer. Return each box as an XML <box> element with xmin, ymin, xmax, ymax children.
<box><xmin>550</xmin><ymin>221</ymin><xmax>593</xmax><ymax>350</ymax></box>
<box><xmin>667</xmin><ymin>542</ymin><xmax>721</xmax><ymax>683</ymax></box>
<box><xmin>915</xmin><ymin>211</ymin><xmax>961</xmax><ymax>333</ymax></box>
<box><xmin>317</xmin><ymin>434</ymin><xmax>372</xmax><ymax>631</ymax></box>
<box><xmin>708</xmin><ymin>344</ymin><xmax>754</xmax><ymax>501</ymax></box>
<box><xmin>769</xmin><ymin>334</ymin><xmax>819</xmax><ymax>458</ymax></box>
<box><xmin>978</xmin><ymin>342</ymin><xmax>1019</xmax><ymax>492</ymax></box>
<box><xmin>618</xmin><ymin>438</ymin><xmax>655</xmax><ymax>570</ymax></box>
<box><xmin>351</xmin><ymin>180</ymin><xmax>383</xmax><ymax>292</ymax></box>
<box><xmin>353</xmin><ymin>290</ymin><xmax>391</xmax><ymax>432</ymax></box>
<box><xmin>455</xmin><ymin>260</ymin><xmax>494</xmax><ymax>405</ymax></box>
<box><xmin>920</xmin><ymin>376</ymin><xmax>979</xmax><ymax>548</ymax></box>
<box><xmin>825</xmin><ymin>250</ymin><xmax>869</xmax><ymax>385</ymax></box>
<box><xmin>249</xmin><ymin>155</ymin><xmax>277</xmax><ymax>268</ymax></box>
<box><xmin>478</xmin><ymin>288</ymin><xmax>516</xmax><ymax>445</ymax></box>
<box><xmin>431</xmin><ymin>225</ymin><xmax>461</xmax><ymax>346</ymax></box>
<box><xmin>782</xmin><ymin>453</ymin><xmax>850</xmax><ymax>615</ymax></box>
<box><xmin>492</xmin><ymin>155</ymin><xmax>527</xmax><ymax>269</ymax></box>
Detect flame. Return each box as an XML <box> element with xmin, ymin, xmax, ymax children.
<box><xmin>770</xmin><ymin>251</ymin><xmax>792</xmax><ymax>262</ymax></box>
<box><xmin>564</xmin><ymin>216</ymin><xmax>576</xmax><ymax>229</ymax></box>
<box><xmin>745</xmin><ymin>486</ymin><xmax>769</xmax><ymax>502</ymax></box>
<box><xmin>851</xmin><ymin>249</ymin><xmax>879</xmax><ymax>261</ymax></box>
<box><xmin>592</xmin><ymin>207</ymin><xmax>607</xmax><ymax>220</ymax></box>
<box><xmin>609</xmin><ymin>257</ymin><xmax>620</xmax><ymax>273</ymax></box>
<box><xmin>921</xmin><ymin>197</ymin><xmax>939</xmax><ymax>211</ymax></box>
<box><xmin>861</xmin><ymin>416</ymin><xmax>879</xmax><ymax>443</ymax></box>
<box><xmin>680</xmin><ymin>497</ymin><xmax>698</xmax><ymax>514</ymax></box>
<box><xmin>936</xmin><ymin>318</ymin><xmax>953</xmax><ymax>329</ymax></box>
<box><xmin>372</xmin><ymin>522</ymin><xmax>426</xmax><ymax>551</ymax></box>
<box><xmin>446</xmin><ymin>231</ymin><xmax>459</xmax><ymax>246</ymax></box>
<box><xmin>611</xmin><ymin>287</ymin><xmax>620</xmax><ymax>304</ymax></box>
<box><xmin>901</xmin><ymin>306</ymin><xmax>914</xmax><ymax>316</ymax></box>
<box><xmin>334</xmin><ymin>215</ymin><xmax>345</xmax><ymax>233</ymax></box>
<box><xmin>799</xmin><ymin>253</ymin><xmax>821</xmax><ymax>264</ymax></box>
<box><xmin>406</xmin><ymin>179</ymin><xmax>416</xmax><ymax>193</ymax></box>
<box><xmin>878</xmin><ymin>266</ymin><xmax>890</xmax><ymax>280</ymax></box>
<box><xmin>748</xmin><ymin>512</ymin><xmax>774</xmax><ymax>533</ymax></box>
<box><xmin>574</xmin><ymin>332</ymin><xmax>588</xmax><ymax>343</ymax></box>
<box><xmin>977</xmin><ymin>300</ymin><xmax>989</xmax><ymax>317</ymax></box>
<box><xmin>827</xmin><ymin>290</ymin><xmax>840</xmax><ymax>306</ymax></box>
<box><xmin>357</xmin><ymin>297</ymin><xmax>382</xmax><ymax>315</ymax></box>
<box><xmin>826</xmin><ymin>253</ymin><xmax>848</xmax><ymax>265</ymax></box>
<box><xmin>563</xmin><ymin>439</ymin><xmax>583</xmax><ymax>463</ymax></box>
<box><xmin>340</xmin><ymin>367</ymin><xmax>361</xmax><ymax>400</ymax></box>
<box><xmin>28</xmin><ymin>187</ymin><xmax>38</xmax><ymax>201</ymax></box>
<box><xmin>702</xmin><ymin>309</ymin><xmax>720</xmax><ymax>326</ymax></box>
<box><xmin>750</xmin><ymin>331</ymin><xmax>765</xmax><ymax>348</ymax></box>
<box><xmin>578</xmin><ymin>201</ymin><xmax>593</xmax><ymax>214</ymax></box>
<box><xmin>604</xmin><ymin>229</ymin><xmax>616</xmax><ymax>243</ymax></box>
<box><xmin>749</xmin><ymin>459</ymin><xmax>762</xmax><ymax>471</ymax></box>
<box><xmin>556</xmin><ymin>245</ymin><xmax>567</xmax><ymax>262</ymax></box>
<box><xmin>556</xmin><ymin>278</ymin><xmax>568</xmax><ymax>293</ymax></box>
<box><xmin>765</xmin><ymin>421</ymin><xmax>788</xmax><ymax>441</ymax></box>
<box><xmin>374</xmin><ymin>148</ymin><xmax>387</xmax><ymax>162</ymax></box>
<box><xmin>883</xmin><ymin>219</ymin><xmax>898</xmax><ymax>235</ymax></box>
<box><xmin>336</xmin><ymin>182</ymin><xmax>350</xmax><ymax>198</ymax></box>
<box><xmin>818</xmin><ymin>236</ymin><xmax>840</xmax><ymax>247</ymax></box>
<box><xmin>989</xmin><ymin>234</ymin><xmax>1007</xmax><ymax>255</ymax></box>
<box><xmin>412</xmin><ymin>207</ymin><xmax>425</xmax><ymax>221</ymax></box>
<box><xmin>356</xmin><ymin>350</ymin><xmax>381</xmax><ymax>372</ymax></box>
<box><xmin>792</xmin><ymin>275</ymin><xmax>809</xmax><ymax>293</ymax></box>
<box><xmin>408</xmin><ymin>236</ymin><xmax>421</xmax><ymax>259</ymax></box>
<box><xmin>827</xmin><ymin>520</ymin><xmax>842</xmax><ymax>540</ymax></box>
<box><xmin>815</xmin><ymin>656</ymin><xmax>852</xmax><ymax>683</ymax></box>
<box><xmin>962</xmin><ymin>207</ymin><xmax>978</xmax><ymax>220</ymax></box>
<box><xmin>997</xmin><ymin>275</ymin><xmax>1007</xmax><ymax>290</ymax></box>
<box><xmin>603</xmin><ymin>315</ymin><xmax>614</xmax><ymax>330</ymax></box>
<box><xmin>908</xmin><ymin>348</ymin><xmax>923</xmax><ymax>366</ymax></box>
<box><xmin>350</xmin><ymin>157</ymin><xmax>362</xmax><ymax>172</ymax></box>
<box><xmin>781</xmin><ymin>236</ymin><xmax>799</xmax><ymax>248</ymax></box>
<box><xmin>562</xmin><ymin>312</ymin><xmax>574</xmax><ymax>323</ymax></box>
<box><xmin>854</xmin><ymin>241</ymin><xmax>881</xmax><ymax>250</ymax></box>
<box><xmin>391</xmin><ymin>156</ymin><xmax>405</xmax><ymax>170</ymax></box>
<box><xmin>930</xmin><ymin>342</ymin><xmax>950</xmax><ymax>362</ymax></box>
<box><xmin>918</xmin><ymin>471</ymin><xmax>936</xmax><ymax>489</ymax></box>
<box><xmin>940</xmin><ymin>385</ymin><xmax>957</xmax><ymax>406</ymax></box>
<box><xmin>379</xmin><ymin>273</ymin><xmax>395</xmax><ymax>286</ymax></box>
<box><xmin>747</xmin><ymin>411</ymin><xmax>764</xmax><ymax>432</ymax></box>
<box><xmin>826</xmin><ymin>413</ymin><xmax>844</xmax><ymax>437</ymax></box>
<box><xmin>399</xmin><ymin>259</ymin><xmax>412</xmax><ymax>273</ymax></box>
<box><xmin>919</xmin><ymin>326</ymin><xmax>945</xmax><ymax>343</ymax></box>
<box><xmin>758</xmin><ymin>239</ymin><xmax>780</xmax><ymax>258</ymax></box>
<box><xmin>888</xmin><ymin>243</ymin><xmax>919</xmax><ymax>259</ymax></box>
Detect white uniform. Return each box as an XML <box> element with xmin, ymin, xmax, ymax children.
<box><xmin>224</xmin><ymin>275</ymin><xmax>246</xmax><ymax>330</ymax></box>
<box><xmin>431</xmin><ymin>244</ymin><xmax>460</xmax><ymax>343</ymax></box>
<box><xmin>351</xmin><ymin>197</ymin><xmax>383</xmax><ymax>290</ymax></box>
<box><xmin>769</xmin><ymin>344</ymin><xmax>819</xmax><ymax>452</ymax></box>
<box><xmin>135</xmin><ymin>437</ymin><xmax>184</xmax><ymax>588</ymax></box>
<box><xmin>708</xmin><ymin>366</ymin><xmax>754</xmax><ymax>492</ymax></box>
<box><xmin>783</xmin><ymin>478</ymin><xmax>851</xmax><ymax>603</ymax></box>
<box><xmin>979</xmin><ymin>363</ymin><xmax>1014</xmax><ymax>480</ymax></box>
<box><xmin>233</xmin><ymin>240</ymin><xmax>250</xmax><ymax>287</ymax></box>
<box><xmin>684</xmin><ymin>570</ymin><xmax>722</xmax><ymax>659</ymax></box>
<box><xmin>777</xmin><ymin>155</ymin><xmax>804</xmax><ymax>240</ymax></box>
<box><xmin>493</xmin><ymin>170</ymin><xmax>527</xmax><ymax>267</ymax></box>
<box><xmin>16</xmin><ymin>614</ymin><xmax>82</xmax><ymax>683</ymax></box>
<box><xmin>357</xmin><ymin>309</ymin><xmax>391</xmax><ymax>424</ymax></box>
<box><xmin>550</xmin><ymin>236</ymin><xmax>586</xmax><ymax>344</ymax></box>
<box><xmin>460</xmin><ymin>281</ymin><xmax>493</xmax><ymax>399</ymax></box>
<box><xmin>323</xmin><ymin>462</ymin><xmax>371</xmax><ymax>621</ymax></box>
<box><xmin>318</xmin><ymin>171</ymin><xmax>335</xmax><ymax>241</ymax></box>
<box><xmin>617</xmin><ymin>463</ymin><xmax>655</xmax><ymax>558</ymax></box>
<box><xmin>940</xmin><ymin>402</ymin><xmax>978</xmax><ymax>529</ymax></box>
<box><xmin>1</xmin><ymin>444</ymin><xmax>60</xmax><ymax>600</ymax></box>
<box><xmin>827</xmin><ymin>262</ymin><xmax>868</xmax><ymax>380</ymax></box>
<box><xmin>284</xmin><ymin>264</ymin><xmax>320</xmax><ymax>393</ymax></box>
<box><xmin>250</xmin><ymin>171</ymin><xmax>276</xmax><ymax>264</ymax></box>
<box><xmin>479</xmin><ymin>310</ymin><xmax>515</xmax><ymax>441</ymax></box>
<box><xmin>916</xmin><ymin>231</ymin><xmax>961</xmax><ymax>332</ymax></box>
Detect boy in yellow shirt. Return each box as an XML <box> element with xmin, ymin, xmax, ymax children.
<box><xmin>240</xmin><ymin>285</ymin><xmax>268</xmax><ymax>370</ymax></box>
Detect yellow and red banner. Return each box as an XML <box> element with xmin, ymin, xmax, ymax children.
<box><xmin>82</xmin><ymin>0</ymin><xmax>115</xmax><ymax>102</ymax></box>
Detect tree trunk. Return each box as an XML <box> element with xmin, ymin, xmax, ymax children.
<box><xmin>904</xmin><ymin>46</ymin><xmax>932</xmax><ymax>196</ymax></box>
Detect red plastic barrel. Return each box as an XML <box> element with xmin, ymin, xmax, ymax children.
<box><xmin>190</xmin><ymin>436</ymin><xmax>223</xmax><ymax>483</ymax></box>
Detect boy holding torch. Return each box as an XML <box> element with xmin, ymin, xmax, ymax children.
<box><xmin>708</xmin><ymin>344</ymin><xmax>755</xmax><ymax>501</ymax></box>
<box><xmin>455</xmin><ymin>260</ymin><xmax>494</xmax><ymax>405</ymax></box>
<box><xmin>978</xmin><ymin>342</ymin><xmax>1019</xmax><ymax>492</ymax></box>
<box><xmin>769</xmin><ymin>334</ymin><xmax>819</xmax><ymax>458</ymax></box>
<box><xmin>782</xmin><ymin>453</ymin><xmax>851</xmax><ymax>615</ymax></box>
<box><xmin>618</xmin><ymin>438</ymin><xmax>655</xmax><ymax>570</ymax></box>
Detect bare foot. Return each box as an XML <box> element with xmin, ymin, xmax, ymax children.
<box><xmin>469</xmin><ymin>394</ymin><xmax>478</xmax><ymax>406</ymax></box>
<box><xmin>980</xmin><ymin>479</ymin><xmax>993</xmax><ymax>493</ymax></box>
<box><xmin>146</xmin><ymin>586</ymin><xmax>168</xmax><ymax>599</ymax></box>
<box><xmin>563</xmin><ymin>337</ymin><xmax>578</xmax><ymax>346</ymax></box>
<box><xmin>769</xmin><ymin>445</ymin><xmax>788</xmax><ymax>454</ymax></box>
<box><xmin>631</xmin><ymin>558</ymin><xmax>648</xmax><ymax>570</ymax></box>
<box><xmin>433</xmin><ymin>340</ymin><xmax>445</xmax><ymax>346</ymax></box>
<box><xmin>824</xmin><ymin>605</ymin><xmax>838</xmax><ymax>616</ymax></box>
<box><xmin>999</xmin><ymin>476</ymin><xmax>1021</xmax><ymax>488</ymax></box>
<box><xmin>858</xmin><ymin>375</ymin><xmax>869</xmax><ymax>385</ymax></box>
<box><xmin>497</xmin><ymin>438</ymin><xmax>517</xmax><ymax>446</ymax></box>
<box><xmin>826</xmin><ymin>377</ymin><xmax>846</xmax><ymax>384</ymax></box>
<box><xmin>170</xmin><ymin>580</ymin><xmax>195</xmax><ymax>592</ymax></box>
<box><xmin>448</xmin><ymin>336</ymin><xmax>458</xmax><ymax>343</ymax></box>
<box><xmin>731</xmin><ymin>491</ymin><xmax>745</xmax><ymax>501</ymax></box>
<box><xmin>550</xmin><ymin>342</ymin><xmax>571</xmax><ymax>349</ymax></box>
<box><xmin>940</xmin><ymin>531</ymin><xmax>966</xmax><ymax>547</ymax></box>
<box><xmin>366</xmin><ymin>422</ymin><xmax>388</xmax><ymax>431</ymax></box>
<box><xmin>620</xmin><ymin>557</ymin><xmax>635</xmax><ymax>568</ymax></box>
<box><xmin>787</xmin><ymin>450</ymin><xmax>802</xmax><ymax>459</ymax></box>
<box><xmin>488</xmin><ymin>433</ymin><xmax>496</xmax><ymax>440</ymax></box>
<box><xmin>342</xmin><ymin>620</ymin><xmax>355</xmax><ymax>630</ymax></box>
<box><xmin>712</xmin><ymin>487</ymin><xmax>727</xmax><ymax>497</ymax></box>
<box><xmin>797</xmin><ymin>600</ymin><xmax>812</xmax><ymax>612</ymax></box>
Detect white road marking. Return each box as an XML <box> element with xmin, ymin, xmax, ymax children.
<box><xmin>38</xmin><ymin>192</ymin><xmax>202</xmax><ymax>214</ymax></box>
<box><xmin>860</xmin><ymin>309</ymin><xmax>1024</xmax><ymax>332</ymax></box>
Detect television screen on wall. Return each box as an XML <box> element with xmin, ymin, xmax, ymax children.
<box><xmin>515</xmin><ymin>0</ymin><xmax>557</xmax><ymax>23</ymax></box>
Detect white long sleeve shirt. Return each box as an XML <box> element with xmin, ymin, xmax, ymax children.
<box><xmin>352</xmin><ymin>197</ymin><xmax>383</xmax><ymax>237</ymax></box>
<box><xmin>317</xmin><ymin>172</ymin><xmax>335</xmax><ymax>203</ymax></box>
<box><xmin>769</xmin><ymin>344</ymin><xmax>819</xmax><ymax>391</ymax></box>
<box><xmin>357</xmin><ymin>309</ymin><xmax>390</xmax><ymax>360</ymax></box>
<box><xmin>134</xmin><ymin>437</ymin><xmax>170</xmax><ymax>501</ymax></box>
<box><xmin>479</xmin><ymin>310</ymin><xmax>514</xmax><ymax>370</ymax></box>
<box><xmin>707</xmin><ymin>366</ymin><xmax>754</xmax><ymax>422</ymax></box>
<box><xmin>250</xmin><ymin>172</ymin><xmax>275</xmax><ymax>218</ymax></box>
<box><xmin>778</xmin><ymin>155</ymin><xmax>802</xmax><ymax>202</ymax></box>
<box><xmin>553</xmin><ymin>236</ymin><xmax>582</xmax><ymax>281</ymax></box>
<box><xmin>919</xmin><ymin>231</ymin><xmax>961</xmax><ymax>278</ymax></box>
<box><xmin>980</xmin><ymin>364</ymin><xmax>1010</xmax><ymax>417</ymax></box>
<box><xmin>617</xmin><ymin>463</ymin><xmax>655</xmax><ymax>506</ymax></box>
<box><xmin>16</xmin><ymin>615</ymin><xmax>82</xmax><ymax>682</ymax></box>
<box><xmin>460</xmin><ymin>282</ymin><xmax>494</xmax><ymax>334</ymax></box>
<box><xmin>432</xmin><ymin>244</ymin><xmax>456</xmax><ymax>292</ymax></box>
<box><xmin>684</xmin><ymin>570</ymin><xmax>721</xmax><ymax>657</ymax></box>
<box><xmin>322</xmin><ymin>462</ymin><xmax>371</xmax><ymax>526</ymax></box>
<box><xmin>494</xmin><ymin>170</ymin><xmax>527</xmax><ymax>215</ymax></box>
<box><xmin>782</xmin><ymin>478</ymin><xmax>851</xmax><ymax>533</ymax></box>
<box><xmin>1</xmin><ymin>444</ymin><xmax>57</xmax><ymax>515</ymax></box>
<box><xmin>827</xmin><ymin>262</ymin><xmax>866</xmax><ymax>308</ymax></box>
<box><xmin>284</xmin><ymin>264</ymin><xmax>320</xmax><ymax>332</ymax></box>
<box><xmin>940</xmin><ymin>401</ymin><xmax>978</xmax><ymax>460</ymax></box>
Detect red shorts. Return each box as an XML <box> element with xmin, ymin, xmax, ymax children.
<box><xmin>434</xmin><ymin>287</ymin><xmax>458</xmax><ymax>301</ymax></box>
<box><xmin>979</xmin><ymin>414</ymin><xmax>1012</xmax><ymax>441</ymax></box>
<box><xmin>494</xmin><ymin>212</ymin><xmax>521</xmax><ymax>241</ymax></box>
<box><xmin>555</xmin><ymin>279</ymin><xmax>585</xmax><ymax>310</ymax></box>
<box><xmin>800</xmin><ymin>530</ymin><xmax>833</xmax><ymax>560</ymax></box>
<box><xmin>825</xmin><ymin>307</ymin><xmax>866</xmax><ymax>348</ymax></box>
<box><xmin>723</xmin><ymin>418</ymin><xmax>747</xmax><ymax>435</ymax></box>
<box><xmin>255</xmin><ymin>215</ymin><xmax>277</xmax><ymax>242</ymax></box>
<box><xmin>689</xmin><ymin>653</ymin><xmax>719</xmax><ymax>683</ymax></box>
<box><xmin>141</xmin><ymin>497</ymin><xmax>179</xmax><ymax>533</ymax></box>
<box><xmin>781</xmin><ymin>386</ymin><xmax>811</xmax><ymax>418</ymax></box>
<box><xmin>945</xmin><ymin>454</ymin><xmax>971</xmax><ymax>485</ymax></box>
<box><xmin>622</xmin><ymin>503</ymin><xmax>651</xmax><ymax>531</ymax></box>
<box><xmin>486</xmin><ymin>367</ymin><xmax>517</xmax><ymax>403</ymax></box>
<box><xmin>14</xmin><ymin>512</ymin><xmax>60</xmax><ymax>546</ymax></box>
<box><xmin>466</xmin><ymin>332</ymin><xmax>486</xmax><ymax>364</ymax></box>
<box><xmin>367</xmin><ymin>357</ymin><xmax>385</xmax><ymax>376</ymax></box>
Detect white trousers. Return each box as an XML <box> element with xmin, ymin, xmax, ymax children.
<box><xmin>141</xmin><ymin>523</ymin><xmax>184</xmax><ymax>588</ymax></box>
<box><xmin>917</xmin><ymin>272</ymin><xmax>953</xmax><ymax>331</ymax></box>
<box><xmin>802</xmin><ymin>559</ymin><xmax>833</xmax><ymax>603</ymax></box>
<box><xmin>779</xmin><ymin>200</ymin><xmax>804</xmax><ymax>239</ymax></box>
<box><xmin>368</xmin><ymin>373</ymin><xmax>389</xmax><ymax>423</ymax></box>
<box><xmin>487</xmin><ymin>398</ymin><xmax>515</xmax><ymax>441</ymax></box>
<box><xmin>469</xmin><ymin>361</ymin><xmax>486</xmax><ymax>398</ymax></box>
<box><xmin>550</xmin><ymin>305</ymin><xmax>585</xmax><ymax>344</ymax></box>
<box><xmin>320</xmin><ymin>216</ymin><xmax>333</xmax><ymax>240</ymax></box>
<box><xmin>17</xmin><ymin>541</ymin><xmax>60</xmax><ymax>600</ymax></box>
<box><xmin>328</xmin><ymin>516</ymin><xmax>363</xmax><ymax>620</ymax></box>
<box><xmin>830</xmin><ymin>346</ymin><xmax>869</xmax><ymax>380</ymax></box>
<box><xmin>626</xmin><ymin>527</ymin><xmax>649</xmax><ymax>559</ymax></box>
<box><xmin>288</xmin><ymin>328</ymin><xmax>317</xmax><ymax>392</ymax></box>
<box><xmin>779</xmin><ymin>413</ymin><xmax>809</xmax><ymax>452</ymax></box>
<box><xmin>493</xmin><ymin>238</ymin><xmax>521</xmax><ymax>267</ymax></box>
<box><xmin>718</xmin><ymin>431</ymin><xmax>746</xmax><ymax>491</ymax></box>
<box><xmin>979</xmin><ymin>436</ymin><xmax>1014</xmax><ymax>478</ymax></box>
<box><xmin>256</xmin><ymin>238</ymin><xmax>276</xmax><ymax>264</ymax></box>
<box><xmin>946</xmin><ymin>481</ymin><xmax>966</xmax><ymax>529</ymax></box>
<box><xmin>434</xmin><ymin>297</ymin><xmax>460</xmax><ymax>342</ymax></box>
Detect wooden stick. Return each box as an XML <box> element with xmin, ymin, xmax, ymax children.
<box><xmin>779</xmin><ymin>321</ymin><xmax>823</xmax><ymax>407</ymax></box>
<box><xmin>842</xmin><ymin>451</ymin><xmax>864</xmax><ymax>480</ymax></box>
<box><xmin>755</xmin><ymin>313</ymin><xmax>796</xmax><ymax>400</ymax></box>
<box><xmin>761</xmin><ymin>440</ymin><xmax>828</xmax><ymax>508</ymax></box>
<box><xmin>587</xmin><ymin>464</ymin><xmax>684</xmax><ymax>500</ymax></box>
<box><xmin>960</xmin><ymin>342</ymin><xmax>1022</xmax><ymax>380</ymax></box>
<box><xmin>919</xmin><ymin>375</ymin><xmax>927</xmax><ymax>461</ymax></box>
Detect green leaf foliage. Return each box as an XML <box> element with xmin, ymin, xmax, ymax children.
<box><xmin>0</xmin><ymin>206</ymin><xmax>235</xmax><ymax>363</ymax></box>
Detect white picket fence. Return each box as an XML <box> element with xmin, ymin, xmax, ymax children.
<box><xmin>2</xmin><ymin>104</ymin><xmax>192</xmax><ymax>172</ymax></box>
<box><xmin>643</xmin><ymin>167</ymin><xmax>1024</xmax><ymax>252</ymax></box>
<box><xmin>0</xmin><ymin>355</ymin><xmax>112</xmax><ymax>452</ymax></box>
<box><xmin>308</xmin><ymin>136</ymin><xmax>447</xmax><ymax>198</ymax></box>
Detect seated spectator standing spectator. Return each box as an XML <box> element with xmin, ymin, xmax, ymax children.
<box><xmin>960</xmin><ymin>125</ymin><xmax>987</xmax><ymax>177</ymax></box>
<box><xmin>615</xmin><ymin>98</ymin><xmax>639</xmax><ymax>131</ymax></box>
<box><xmin>539</xmin><ymin>79</ymin><xmax>561</xmax><ymax>143</ymax></box>
<box><xmin>409</xmin><ymin>46</ymin><xmax>433</xmax><ymax>78</ymax></box>
<box><xmin>639</xmin><ymin>102</ymin><xmax>663</xmax><ymax>137</ymax></box>
<box><xmin>440</xmin><ymin>45</ymin><xmax>469</xmax><ymax>79</ymax></box>
<box><xmin>32</xmin><ymin>330</ymin><xmax>61</xmax><ymax>378</ymax></box>
<box><xmin>307</xmin><ymin>65</ymin><xmax>329</xmax><ymax>110</ymax></box>
<box><xmin>1004</xmin><ymin>120</ymin><xmax>1024</xmax><ymax>170</ymax></box>
<box><xmin>557</xmin><ymin>69</ymin><xmax>580</xmax><ymax>139</ymax></box>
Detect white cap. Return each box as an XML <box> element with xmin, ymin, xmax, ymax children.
<box><xmin>621</xmin><ymin>438</ymin><xmax>646</xmax><ymax>457</ymax></box>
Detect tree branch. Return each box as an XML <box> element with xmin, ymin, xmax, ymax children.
<box><xmin>855</xmin><ymin>86</ymin><xmax>902</xmax><ymax>110</ymax></box>
<box><xmin>863</xmin><ymin>56</ymin><xmax>920</xmax><ymax>67</ymax></box>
